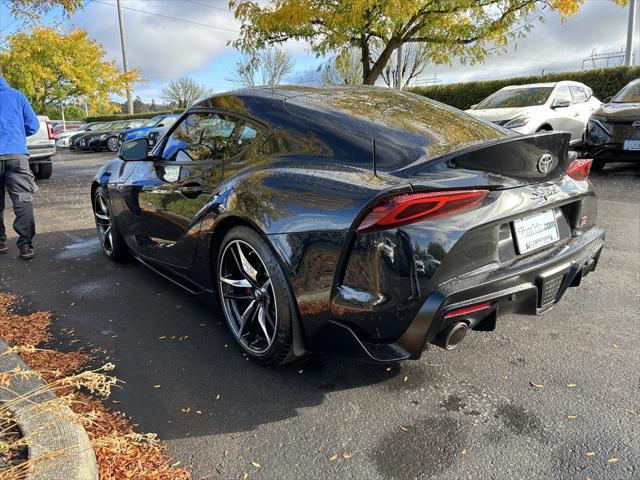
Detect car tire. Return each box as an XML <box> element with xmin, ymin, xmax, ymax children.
<box><xmin>93</xmin><ymin>187</ymin><xmax>128</xmax><ymax>261</ymax></box>
<box><xmin>35</xmin><ymin>161</ymin><xmax>53</xmax><ymax>179</ymax></box>
<box><xmin>217</xmin><ymin>226</ymin><xmax>296</xmax><ymax>365</ymax></box>
<box><xmin>107</xmin><ymin>137</ymin><xmax>119</xmax><ymax>152</ymax></box>
<box><xmin>591</xmin><ymin>159</ymin><xmax>606</xmax><ymax>171</ymax></box>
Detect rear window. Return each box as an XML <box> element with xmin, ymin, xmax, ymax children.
<box><xmin>287</xmin><ymin>88</ymin><xmax>505</xmax><ymax>161</ymax></box>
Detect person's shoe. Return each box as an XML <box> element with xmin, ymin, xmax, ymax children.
<box><xmin>0</xmin><ymin>242</ymin><xmax>7</xmax><ymax>255</ymax></box>
<box><xmin>19</xmin><ymin>244</ymin><xmax>34</xmax><ymax>260</ymax></box>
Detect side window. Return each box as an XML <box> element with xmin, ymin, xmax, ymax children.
<box><xmin>570</xmin><ymin>86</ymin><xmax>588</xmax><ymax>104</ymax></box>
<box><xmin>162</xmin><ymin>112</ymin><xmax>260</xmax><ymax>162</ymax></box>
<box><xmin>554</xmin><ymin>86</ymin><xmax>572</xmax><ymax>105</ymax></box>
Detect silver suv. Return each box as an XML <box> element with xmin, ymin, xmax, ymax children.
<box><xmin>26</xmin><ymin>115</ymin><xmax>56</xmax><ymax>179</ymax></box>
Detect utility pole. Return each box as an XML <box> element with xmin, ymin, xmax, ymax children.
<box><xmin>625</xmin><ymin>0</ymin><xmax>637</xmax><ymax>66</ymax></box>
<box><xmin>116</xmin><ymin>0</ymin><xmax>133</xmax><ymax>114</ymax></box>
<box><xmin>396</xmin><ymin>43</ymin><xmax>403</xmax><ymax>90</ymax></box>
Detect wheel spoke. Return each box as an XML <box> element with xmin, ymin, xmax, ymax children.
<box><xmin>257</xmin><ymin>305</ymin><xmax>270</xmax><ymax>344</ymax></box>
<box><xmin>238</xmin><ymin>300</ymin><xmax>257</xmax><ymax>335</ymax></box>
<box><xmin>94</xmin><ymin>212</ymin><xmax>109</xmax><ymax>222</ymax></box>
<box><xmin>220</xmin><ymin>276</ymin><xmax>252</xmax><ymax>288</ymax></box>
<box><xmin>236</xmin><ymin>243</ymin><xmax>258</xmax><ymax>281</ymax></box>
<box><xmin>223</xmin><ymin>292</ymin><xmax>254</xmax><ymax>301</ymax></box>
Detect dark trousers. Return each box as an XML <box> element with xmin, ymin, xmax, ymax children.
<box><xmin>0</xmin><ymin>155</ymin><xmax>37</xmax><ymax>247</ymax></box>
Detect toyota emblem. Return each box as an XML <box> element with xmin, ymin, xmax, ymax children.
<box><xmin>537</xmin><ymin>153</ymin><xmax>554</xmax><ymax>174</ymax></box>
<box><xmin>633</xmin><ymin>121</ymin><xmax>640</xmax><ymax>129</ymax></box>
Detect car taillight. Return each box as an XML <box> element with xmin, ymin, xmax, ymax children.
<box><xmin>445</xmin><ymin>301</ymin><xmax>493</xmax><ymax>319</ymax></box>
<box><xmin>567</xmin><ymin>158</ymin><xmax>592</xmax><ymax>181</ymax></box>
<box><xmin>46</xmin><ymin>121</ymin><xmax>54</xmax><ymax>140</ymax></box>
<box><xmin>356</xmin><ymin>190</ymin><xmax>489</xmax><ymax>233</ymax></box>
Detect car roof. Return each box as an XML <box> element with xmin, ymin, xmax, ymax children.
<box><xmin>501</xmin><ymin>80</ymin><xmax>586</xmax><ymax>90</ymax></box>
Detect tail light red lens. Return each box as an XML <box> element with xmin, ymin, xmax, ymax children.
<box><xmin>46</xmin><ymin>121</ymin><xmax>54</xmax><ymax>140</ymax></box>
<box><xmin>567</xmin><ymin>158</ymin><xmax>592</xmax><ymax>181</ymax></box>
<box><xmin>356</xmin><ymin>190</ymin><xmax>489</xmax><ymax>233</ymax></box>
<box><xmin>444</xmin><ymin>301</ymin><xmax>493</xmax><ymax>319</ymax></box>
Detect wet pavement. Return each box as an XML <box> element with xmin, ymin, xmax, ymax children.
<box><xmin>1</xmin><ymin>150</ymin><xmax>639</xmax><ymax>480</ymax></box>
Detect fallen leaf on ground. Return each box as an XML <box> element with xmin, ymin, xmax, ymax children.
<box><xmin>400</xmin><ymin>426</ymin><xmax>408</xmax><ymax>431</ymax></box>
<box><xmin>529</xmin><ymin>380</ymin><xmax>544</xmax><ymax>388</ymax></box>
<box><xmin>403</xmin><ymin>376</ymin><xmax>408</xmax><ymax>382</ymax></box>
<box><xmin>251</xmin><ymin>461</ymin><xmax>261</xmax><ymax>468</ymax></box>
<box><xmin>608</xmin><ymin>457</ymin><xmax>619</xmax><ymax>463</ymax></box>
<box><xmin>566</xmin><ymin>384</ymin><xmax>577</xmax><ymax>387</ymax></box>
<box><xmin>154</xmin><ymin>385</ymin><xmax>161</xmax><ymax>388</ymax></box>
<box><xmin>585</xmin><ymin>451</ymin><xmax>596</xmax><ymax>456</ymax></box>
<box><xmin>216</xmin><ymin>394</ymin><xmax>220</xmax><ymax>400</ymax></box>
<box><xmin>328</xmin><ymin>454</ymin><xmax>337</xmax><ymax>461</ymax></box>
<box><xmin>461</xmin><ymin>448</ymin><xmax>467</xmax><ymax>455</ymax></box>
<box><xmin>342</xmin><ymin>453</ymin><xmax>352</xmax><ymax>459</ymax></box>
<box><xmin>181</xmin><ymin>407</ymin><xmax>191</xmax><ymax>413</ymax></box>
<box><xmin>243</xmin><ymin>473</ymin><xmax>248</xmax><ymax>480</ymax></box>
<box><xmin>567</xmin><ymin>415</ymin><xmax>577</xmax><ymax>420</ymax></box>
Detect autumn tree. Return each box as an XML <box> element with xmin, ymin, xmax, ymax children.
<box><xmin>321</xmin><ymin>50</ymin><xmax>363</xmax><ymax>86</ymax></box>
<box><xmin>0</xmin><ymin>26</ymin><xmax>140</xmax><ymax>115</ymax></box>
<box><xmin>160</xmin><ymin>77</ymin><xmax>212</xmax><ymax>109</ymax></box>
<box><xmin>4</xmin><ymin>0</ymin><xmax>81</xmax><ymax>18</ymax></box>
<box><xmin>231</xmin><ymin>0</ymin><xmax>622</xmax><ymax>85</ymax></box>
<box><xmin>230</xmin><ymin>49</ymin><xmax>295</xmax><ymax>87</ymax></box>
<box><xmin>381</xmin><ymin>43</ymin><xmax>430</xmax><ymax>89</ymax></box>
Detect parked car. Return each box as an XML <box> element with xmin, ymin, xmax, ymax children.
<box><xmin>52</xmin><ymin>121</ymin><xmax>83</xmax><ymax>136</ymax></box>
<box><xmin>117</xmin><ymin>114</ymin><xmax>180</xmax><ymax>147</ymax></box>
<box><xmin>466</xmin><ymin>81</ymin><xmax>601</xmax><ymax>146</ymax></box>
<box><xmin>26</xmin><ymin>115</ymin><xmax>56</xmax><ymax>179</ymax></box>
<box><xmin>583</xmin><ymin>78</ymin><xmax>640</xmax><ymax>170</ymax></box>
<box><xmin>57</xmin><ymin>122</ymin><xmax>108</xmax><ymax>148</ymax></box>
<box><xmin>92</xmin><ymin>87</ymin><xmax>604</xmax><ymax>366</ymax></box>
<box><xmin>77</xmin><ymin>119</ymin><xmax>147</xmax><ymax>152</ymax></box>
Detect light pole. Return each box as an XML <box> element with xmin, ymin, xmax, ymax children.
<box><xmin>396</xmin><ymin>43</ymin><xmax>403</xmax><ymax>90</ymax></box>
<box><xmin>116</xmin><ymin>0</ymin><xmax>134</xmax><ymax>114</ymax></box>
<box><xmin>625</xmin><ymin>0</ymin><xmax>637</xmax><ymax>66</ymax></box>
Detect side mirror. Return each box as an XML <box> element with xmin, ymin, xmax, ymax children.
<box><xmin>119</xmin><ymin>138</ymin><xmax>149</xmax><ymax>161</ymax></box>
<box><xmin>552</xmin><ymin>99</ymin><xmax>571</xmax><ymax>109</ymax></box>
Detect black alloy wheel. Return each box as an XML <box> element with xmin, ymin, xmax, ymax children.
<box><xmin>217</xmin><ymin>227</ymin><xmax>296</xmax><ymax>365</ymax></box>
<box><xmin>93</xmin><ymin>187</ymin><xmax>127</xmax><ymax>261</ymax></box>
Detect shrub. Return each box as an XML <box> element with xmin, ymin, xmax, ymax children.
<box><xmin>410</xmin><ymin>66</ymin><xmax>640</xmax><ymax>110</ymax></box>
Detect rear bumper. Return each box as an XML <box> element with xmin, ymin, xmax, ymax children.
<box><xmin>583</xmin><ymin>142</ymin><xmax>640</xmax><ymax>162</ymax></box>
<box><xmin>27</xmin><ymin>145</ymin><xmax>56</xmax><ymax>159</ymax></box>
<box><xmin>328</xmin><ymin>226</ymin><xmax>604</xmax><ymax>362</ymax></box>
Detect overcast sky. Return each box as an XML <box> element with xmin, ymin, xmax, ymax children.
<box><xmin>0</xmin><ymin>0</ymin><xmax>637</xmax><ymax>102</ymax></box>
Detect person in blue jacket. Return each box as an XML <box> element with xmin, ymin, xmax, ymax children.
<box><xmin>0</xmin><ymin>76</ymin><xmax>40</xmax><ymax>260</ymax></box>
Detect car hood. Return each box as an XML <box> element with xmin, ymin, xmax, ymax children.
<box><xmin>465</xmin><ymin>106</ymin><xmax>541</xmax><ymax>123</ymax></box>
<box><xmin>593</xmin><ymin>102</ymin><xmax>640</xmax><ymax>122</ymax></box>
<box><xmin>124</xmin><ymin>126</ymin><xmax>153</xmax><ymax>136</ymax></box>
<box><xmin>57</xmin><ymin>130</ymin><xmax>86</xmax><ymax>139</ymax></box>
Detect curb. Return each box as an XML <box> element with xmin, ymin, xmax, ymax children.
<box><xmin>0</xmin><ymin>339</ymin><xmax>98</xmax><ymax>480</ymax></box>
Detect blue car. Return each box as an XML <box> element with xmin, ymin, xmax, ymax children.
<box><xmin>117</xmin><ymin>114</ymin><xmax>180</xmax><ymax>147</ymax></box>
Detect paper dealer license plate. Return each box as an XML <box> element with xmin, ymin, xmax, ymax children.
<box><xmin>513</xmin><ymin>209</ymin><xmax>560</xmax><ymax>254</ymax></box>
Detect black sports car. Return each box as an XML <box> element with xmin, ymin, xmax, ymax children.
<box><xmin>583</xmin><ymin>78</ymin><xmax>640</xmax><ymax>169</ymax></box>
<box><xmin>91</xmin><ymin>87</ymin><xmax>604</xmax><ymax>365</ymax></box>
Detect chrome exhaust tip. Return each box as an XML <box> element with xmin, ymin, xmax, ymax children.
<box><xmin>433</xmin><ymin>322</ymin><xmax>468</xmax><ymax>350</ymax></box>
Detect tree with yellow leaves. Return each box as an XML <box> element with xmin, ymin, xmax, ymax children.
<box><xmin>0</xmin><ymin>26</ymin><xmax>140</xmax><ymax>115</ymax></box>
<box><xmin>4</xmin><ymin>0</ymin><xmax>82</xmax><ymax>18</ymax></box>
<box><xmin>231</xmin><ymin>0</ymin><xmax>628</xmax><ymax>85</ymax></box>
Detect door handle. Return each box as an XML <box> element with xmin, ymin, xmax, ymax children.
<box><xmin>178</xmin><ymin>183</ymin><xmax>203</xmax><ymax>198</ymax></box>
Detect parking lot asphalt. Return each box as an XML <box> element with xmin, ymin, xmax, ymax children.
<box><xmin>0</xmin><ymin>150</ymin><xmax>639</xmax><ymax>480</ymax></box>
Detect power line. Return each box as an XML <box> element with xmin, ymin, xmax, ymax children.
<box><xmin>93</xmin><ymin>0</ymin><xmax>240</xmax><ymax>33</ymax></box>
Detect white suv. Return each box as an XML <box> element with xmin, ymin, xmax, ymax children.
<box><xmin>26</xmin><ymin>115</ymin><xmax>56</xmax><ymax>179</ymax></box>
<box><xmin>465</xmin><ymin>81</ymin><xmax>601</xmax><ymax>146</ymax></box>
